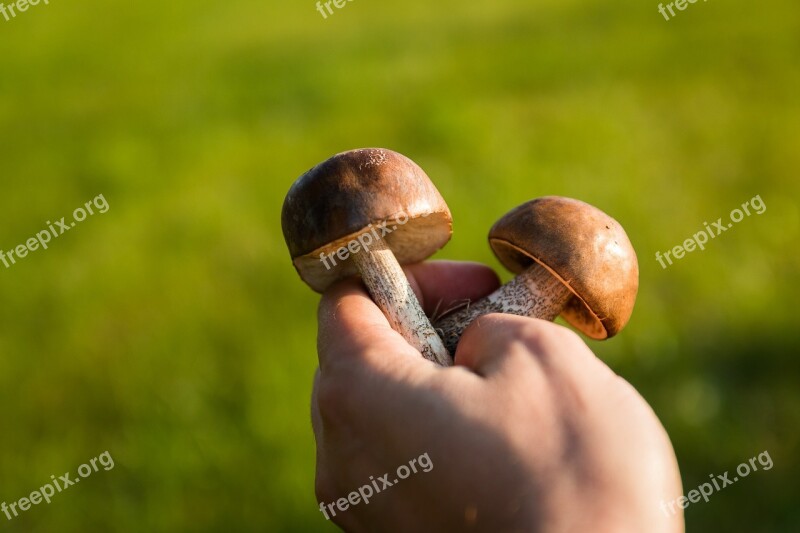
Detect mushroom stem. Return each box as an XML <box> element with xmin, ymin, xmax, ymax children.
<box><xmin>435</xmin><ymin>263</ymin><xmax>572</xmax><ymax>355</ymax></box>
<box><xmin>352</xmin><ymin>238</ymin><xmax>451</xmax><ymax>366</ymax></box>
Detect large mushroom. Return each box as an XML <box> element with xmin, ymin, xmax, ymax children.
<box><xmin>435</xmin><ymin>196</ymin><xmax>639</xmax><ymax>355</ymax></box>
<box><xmin>282</xmin><ymin>148</ymin><xmax>453</xmax><ymax>366</ymax></box>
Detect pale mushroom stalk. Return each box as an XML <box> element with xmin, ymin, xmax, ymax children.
<box><xmin>353</xmin><ymin>238</ymin><xmax>450</xmax><ymax>366</ymax></box>
<box><xmin>436</xmin><ymin>264</ymin><xmax>572</xmax><ymax>355</ymax></box>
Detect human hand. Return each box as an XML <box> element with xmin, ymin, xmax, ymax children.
<box><xmin>312</xmin><ymin>261</ymin><xmax>683</xmax><ymax>532</ymax></box>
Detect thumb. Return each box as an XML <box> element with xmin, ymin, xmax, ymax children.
<box><xmin>317</xmin><ymin>277</ymin><xmax>426</xmax><ymax>375</ymax></box>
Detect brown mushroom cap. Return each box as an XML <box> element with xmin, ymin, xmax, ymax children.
<box><xmin>282</xmin><ymin>148</ymin><xmax>452</xmax><ymax>292</ymax></box>
<box><xmin>489</xmin><ymin>196</ymin><xmax>639</xmax><ymax>339</ymax></box>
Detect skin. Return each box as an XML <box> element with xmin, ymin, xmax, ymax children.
<box><xmin>312</xmin><ymin>261</ymin><xmax>684</xmax><ymax>532</ymax></box>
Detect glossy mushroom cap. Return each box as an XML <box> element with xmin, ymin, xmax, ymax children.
<box><xmin>282</xmin><ymin>148</ymin><xmax>453</xmax><ymax>292</ymax></box>
<box><xmin>489</xmin><ymin>196</ymin><xmax>639</xmax><ymax>339</ymax></box>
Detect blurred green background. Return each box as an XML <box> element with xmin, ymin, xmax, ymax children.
<box><xmin>0</xmin><ymin>0</ymin><xmax>798</xmax><ymax>530</ymax></box>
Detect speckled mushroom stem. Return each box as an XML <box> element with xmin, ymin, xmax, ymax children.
<box><xmin>352</xmin><ymin>238</ymin><xmax>451</xmax><ymax>366</ymax></box>
<box><xmin>435</xmin><ymin>263</ymin><xmax>572</xmax><ymax>356</ymax></box>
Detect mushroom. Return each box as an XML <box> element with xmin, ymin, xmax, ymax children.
<box><xmin>435</xmin><ymin>196</ymin><xmax>639</xmax><ymax>355</ymax></box>
<box><xmin>282</xmin><ymin>148</ymin><xmax>453</xmax><ymax>366</ymax></box>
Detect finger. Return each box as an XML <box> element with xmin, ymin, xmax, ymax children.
<box><xmin>403</xmin><ymin>261</ymin><xmax>501</xmax><ymax>317</ymax></box>
<box><xmin>453</xmin><ymin>314</ymin><xmax>546</xmax><ymax>379</ymax></box>
<box><xmin>456</xmin><ymin>314</ymin><xmax>613</xmax><ymax>389</ymax></box>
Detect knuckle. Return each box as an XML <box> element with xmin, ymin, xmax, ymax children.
<box><xmin>551</xmin><ymin>323</ymin><xmax>584</xmax><ymax>346</ymax></box>
<box><xmin>517</xmin><ymin>320</ymin><xmax>584</xmax><ymax>360</ymax></box>
<box><xmin>536</xmin><ymin>320</ymin><xmax>580</xmax><ymax>344</ymax></box>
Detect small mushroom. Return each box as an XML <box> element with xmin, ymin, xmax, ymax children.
<box><xmin>282</xmin><ymin>148</ymin><xmax>453</xmax><ymax>366</ymax></box>
<box><xmin>435</xmin><ymin>196</ymin><xmax>639</xmax><ymax>355</ymax></box>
